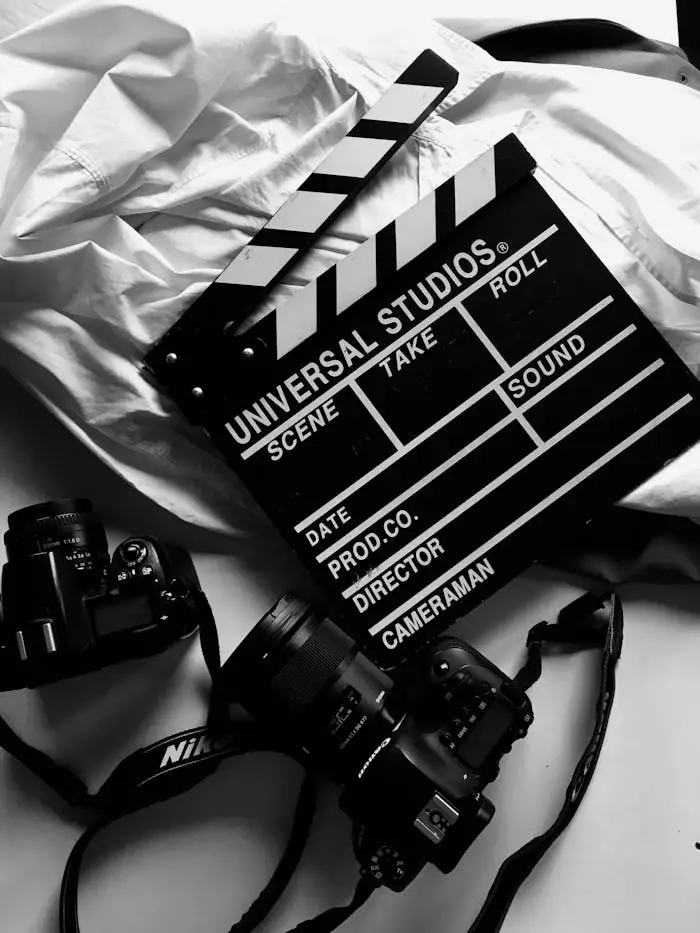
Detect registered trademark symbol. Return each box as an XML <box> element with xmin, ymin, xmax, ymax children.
<box><xmin>497</xmin><ymin>241</ymin><xmax>509</xmax><ymax>254</ymax></box>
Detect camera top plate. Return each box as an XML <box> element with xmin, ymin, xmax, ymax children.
<box><xmin>143</xmin><ymin>52</ymin><xmax>700</xmax><ymax>667</ymax></box>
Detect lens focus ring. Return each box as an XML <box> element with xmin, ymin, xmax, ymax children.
<box><xmin>268</xmin><ymin>618</ymin><xmax>355</xmax><ymax>719</ymax></box>
<box><xmin>4</xmin><ymin>498</ymin><xmax>109</xmax><ymax>586</ymax></box>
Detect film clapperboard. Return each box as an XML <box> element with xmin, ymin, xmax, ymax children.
<box><xmin>144</xmin><ymin>50</ymin><xmax>700</xmax><ymax>666</ymax></box>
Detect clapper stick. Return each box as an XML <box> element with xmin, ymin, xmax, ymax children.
<box><xmin>145</xmin><ymin>49</ymin><xmax>458</xmax><ymax>418</ymax></box>
<box><xmin>241</xmin><ymin>135</ymin><xmax>536</xmax><ymax>362</ymax></box>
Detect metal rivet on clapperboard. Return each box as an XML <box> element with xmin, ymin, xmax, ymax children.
<box><xmin>191</xmin><ymin>387</ymin><xmax>204</xmax><ymax>399</ymax></box>
<box><xmin>238</xmin><ymin>338</ymin><xmax>270</xmax><ymax>364</ymax></box>
<box><xmin>165</xmin><ymin>352</ymin><xmax>178</xmax><ymax>364</ymax></box>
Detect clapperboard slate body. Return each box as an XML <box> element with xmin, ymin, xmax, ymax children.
<box><xmin>144</xmin><ymin>51</ymin><xmax>700</xmax><ymax>667</ymax></box>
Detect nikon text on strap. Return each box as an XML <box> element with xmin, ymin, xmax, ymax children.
<box><xmin>58</xmin><ymin>722</ymin><xmax>316</xmax><ymax>933</ymax></box>
<box><xmin>0</xmin><ymin>589</ymin><xmax>222</xmax><ymax>808</ymax></box>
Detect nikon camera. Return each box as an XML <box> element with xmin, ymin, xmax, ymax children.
<box><xmin>220</xmin><ymin>593</ymin><xmax>533</xmax><ymax>891</ymax></box>
<box><xmin>0</xmin><ymin>499</ymin><xmax>203</xmax><ymax>690</ymax></box>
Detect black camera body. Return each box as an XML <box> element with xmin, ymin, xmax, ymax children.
<box><xmin>346</xmin><ymin>637</ymin><xmax>533</xmax><ymax>888</ymax></box>
<box><xmin>0</xmin><ymin>499</ymin><xmax>202</xmax><ymax>690</ymax></box>
<box><xmin>220</xmin><ymin>594</ymin><xmax>533</xmax><ymax>891</ymax></box>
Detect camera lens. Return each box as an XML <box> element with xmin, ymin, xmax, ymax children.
<box><xmin>4</xmin><ymin>498</ymin><xmax>109</xmax><ymax>589</ymax></box>
<box><xmin>220</xmin><ymin>593</ymin><xmax>402</xmax><ymax>778</ymax></box>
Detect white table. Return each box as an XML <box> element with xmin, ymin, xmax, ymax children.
<box><xmin>1</xmin><ymin>364</ymin><xmax>699</xmax><ymax>933</ymax></box>
<box><xmin>1</xmin><ymin>2</ymin><xmax>695</xmax><ymax>928</ymax></box>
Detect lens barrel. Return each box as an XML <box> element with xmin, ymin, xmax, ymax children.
<box><xmin>4</xmin><ymin>498</ymin><xmax>109</xmax><ymax>588</ymax></box>
<box><xmin>221</xmin><ymin>594</ymin><xmax>399</xmax><ymax>778</ymax></box>
<box><xmin>225</xmin><ymin>595</ymin><xmax>357</xmax><ymax>720</ymax></box>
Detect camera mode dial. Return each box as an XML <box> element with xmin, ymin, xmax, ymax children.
<box><xmin>367</xmin><ymin>844</ymin><xmax>406</xmax><ymax>887</ymax></box>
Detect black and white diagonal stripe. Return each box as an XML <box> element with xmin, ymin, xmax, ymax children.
<box><xmin>214</xmin><ymin>50</ymin><xmax>458</xmax><ymax>297</ymax></box>
<box><xmin>144</xmin><ymin>49</ymin><xmax>459</xmax><ymax>398</ymax></box>
<box><xmin>241</xmin><ymin>134</ymin><xmax>536</xmax><ymax>360</ymax></box>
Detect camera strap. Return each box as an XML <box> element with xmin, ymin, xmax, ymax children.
<box><xmin>50</xmin><ymin>590</ymin><xmax>317</xmax><ymax>933</ymax></box>
<box><xmin>19</xmin><ymin>588</ymin><xmax>620</xmax><ymax>933</ymax></box>
<box><xmin>58</xmin><ymin>724</ymin><xmax>316</xmax><ymax>933</ymax></box>
<box><xmin>0</xmin><ymin>709</ymin><xmax>92</xmax><ymax>805</ymax></box>
<box><xmin>275</xmin><ymin>590</ymin><xmax>624</xmax><ymax>933</ymax></box>
<box><xmin>0</xmin><ymin>588</ymin><xmax>223</xmax><ymax>807</ymax></box>
<box><xmin>465</xmin><ymin>590</ymin><xmax>623</xmax><ymax>933</ymax></box>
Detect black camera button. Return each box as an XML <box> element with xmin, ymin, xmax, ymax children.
<box><xmin>451</xmin><ymin>717</ymin><xmax>470</xmax><ymax>739</ymax></box>
<box><xmin>160</xmin><ymin>589</ymin><xmax>181</xmax><ymax>603</ymax></box>
<box><xmin>500</xmin><ymin>681</ymin><xmax>525</xmax><ymax>706</ymax></box>
<box><xmin>442</xmin><ymin>669</ymin><xmax>471</xmax><ymax>699</ymax></box>
<box><xmin>454</xmin><ymin>670</ymin><xmax>473</xmax><ymax>687</ymax></box>
<box><xmin>439</xmin><ymin>731</ymin><xmax>453</xmax><ymax>747</ymax></box>
<box><xmin>121</xmin><ymin>541</ymin><xmax>148</xmax><ymax>565</ymax></box>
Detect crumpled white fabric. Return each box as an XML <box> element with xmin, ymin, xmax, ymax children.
<box><xmin>1</xmin><ymin>0</ymin><xmax>700</xmax><ymax>538</ymax></box>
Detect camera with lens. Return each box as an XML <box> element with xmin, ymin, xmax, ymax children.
<box><xmin>219</xmin><ymin>593</ymin><xmax>533</xmax><ymax>891</ymax></box>
<box><xmin>0</xmin><ymin>499</ymin><xmax>204</xmax><ymax>690</ymax></box>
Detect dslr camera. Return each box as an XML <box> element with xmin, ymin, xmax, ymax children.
<box><xmin>220</xmin><ymin>593</ymin><xmax>533</xmax><ymax>891</ymax></box>
<box><xmin>0</xmin><ymin>499</ymin><xmax>203</xmax><ymax>690</ymax></box>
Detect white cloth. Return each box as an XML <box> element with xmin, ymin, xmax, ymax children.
<box><xmin>1</xmin><ymin>0</ymin><xmax>700</xmax><ymax>538</ymax></box>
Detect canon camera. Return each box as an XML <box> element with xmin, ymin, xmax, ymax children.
<box><xmin>0</xmin><ymin>499</ymin><xmax>203</xmax><ymax>689</ymax></box>
<box><xmin>219</xmin><ymin>593</ymin><xmax>533</xmax><ymax>891</ymax></box>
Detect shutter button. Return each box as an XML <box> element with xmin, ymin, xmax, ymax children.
<box><xmin>122</xmin><ymin>542</ymin><xmax>147</xmax><ymax>564</ymax></box>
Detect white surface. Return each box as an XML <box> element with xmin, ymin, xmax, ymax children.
<box><xmin>0</xmin><ymin>3</ymin><xmax>697</xmax><ymax>931</ymax></box>
<box><xmin>0</xmin><ymin>1</ymin><xmax>680</xmax><ymax>44</ymax></box>
<box><xmin>1</xmin><ymin>365</ymin><xmax>700</xmax><ymax>933</ymax></box>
